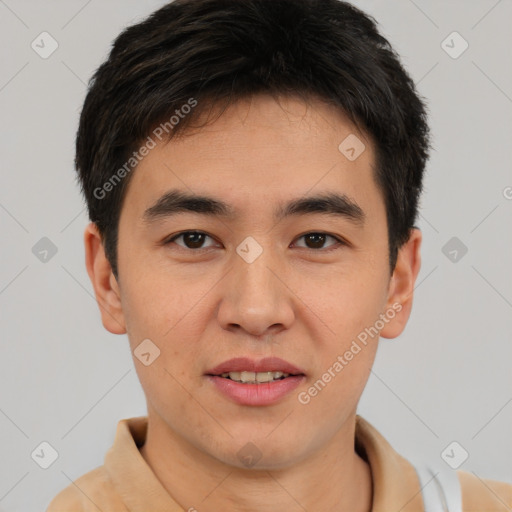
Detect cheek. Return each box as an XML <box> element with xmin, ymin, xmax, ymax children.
<box><xmin>119</xmin><ymin>272</ymin><xmax>213</xmax><ymax>385</ymax></box>
<box><xmin>119</xmin><ymin>268</ymin><xmax>193</xmax><ymax>339</ymax></box>
<box><xmin>305</xmin><ymin>263</ymin><xmax>389</xmax><ymax>348</ymax></box>
<box><xmin>298</xmin><ymin>276</ymin><xmax>384</xmax><ymax>408</ymax></box>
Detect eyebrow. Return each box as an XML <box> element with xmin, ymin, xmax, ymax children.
<box><xmin>143</xmin><ymin>189</ymin><xmax>365</xmax><ymax>226</ymax></box>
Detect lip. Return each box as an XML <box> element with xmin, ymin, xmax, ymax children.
<box><xmin>207</xmin><ymin>374</ymin><xmax>305</xmax><ymax>406</ymax></box>
<box><xmin>205</xmin><ymin>357</ymin><xmax>306</xmax><ymax>406</ymax></box>
<box><xmin>206</xmin><ymin>357</ymin><xmax>306</xmax><ymax>376</ymax></box>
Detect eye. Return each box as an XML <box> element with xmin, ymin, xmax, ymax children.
<box><xmin>164</xmin><ymin>231</ymin><xmax>346</xmax><ymax>252</ymax></box>
<box><xmin>293</xmin><ymin>232</ymin><xmax>345</xmax><ymax>252</ymax></box>
<box><xmin>165</xmin><ymin>231</ymin><xmax>218</xmax><ymax>250</ymax></box>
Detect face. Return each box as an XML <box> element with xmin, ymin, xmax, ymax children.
<box><xmin>87</xmin><ymin>94</ymin><xmax>420</xmax><ymax>469</ymax></box>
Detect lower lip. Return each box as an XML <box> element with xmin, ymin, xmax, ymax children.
<box><xmin>206</xmin><ymin>375</ymin><xmax>305</xmax><ymax>406</ymax></box>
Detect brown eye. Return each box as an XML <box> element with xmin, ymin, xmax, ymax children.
<box><xmin>294</xmin><ymin>232</ymin><xmax>343</xmax><ymax>251</ymax></box>
<box><xmin>164</xmin><ymin>231</ymin><xmax>345</xmax><ymax>253</ymax></box>
<box><xmin>166</xmin><ymin>231</ymin><xmax>216</xmax><ymax>250</ymax></box>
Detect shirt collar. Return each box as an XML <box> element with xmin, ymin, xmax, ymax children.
<box><xmin>104</xmin><ymin>416</ymin><xmax>182</xmax><ymax>511</ymax></box>
<box><xmin>104</xmin><ymin>415</ymin><xmax>424</xmax><ymax>511</ymax></box>
<box><xmin>355</xmin><ymin>415</ymin><xmax>424</xmax><ymax>511</ymax></box>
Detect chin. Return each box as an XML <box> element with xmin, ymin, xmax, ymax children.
<box><xmin>211</xmin><ymin>436</ymin><xmax>308</xmax><ymax>472</ymax></box>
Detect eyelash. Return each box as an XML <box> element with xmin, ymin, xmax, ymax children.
<box><xmin>163</xmin><ymin>231</ymin><xmax>347</xmax><ymax>253</ymax></box>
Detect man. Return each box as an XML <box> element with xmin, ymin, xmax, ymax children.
<box><xmin>47</xmin><ymin>0</ymin><xmax>512</xmax><ymax>510</ymax></box>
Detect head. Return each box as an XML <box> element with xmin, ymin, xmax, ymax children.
<box><xmin>82</xmin><ymin>0</ymin><xmax>428</xmax><ymax>469</ymax></box>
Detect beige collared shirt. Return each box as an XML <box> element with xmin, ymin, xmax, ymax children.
<box><xmin>46</xmin><ymin>415</ymin><xmax>512</xmax><ymax>511</ymax></box>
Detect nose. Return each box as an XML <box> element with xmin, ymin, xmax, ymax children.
<box><xmin>216</xmin><ymin>243</ymin><xmax>295</xmax><ymax>337</ymax></box>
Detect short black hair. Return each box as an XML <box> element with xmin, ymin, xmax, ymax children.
<box><xmin>76</xmin><ymin>0</ymin><xmax>430</xmax><ymax>278</ymax></box>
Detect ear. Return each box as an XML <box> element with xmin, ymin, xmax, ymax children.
<box><xmin>84</xmin><ymin>222</ymin><xmax>127</xmax><ymax>335</ymax></box>
<box><xmin>380</xmin><ymin>228</ymin><xmax>422</xmax><ymax>339</ymax></box>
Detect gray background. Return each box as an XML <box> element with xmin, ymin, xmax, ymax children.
<box><xmin>0</xmin><ymin>0</ymin><xmax>511</xmax><ymax>510</ymax></box>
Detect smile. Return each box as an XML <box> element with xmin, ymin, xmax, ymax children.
<box><xmin>220</xmin><ymin>371</ymin><xmax>290</xmax><ymax>383</ymax></box>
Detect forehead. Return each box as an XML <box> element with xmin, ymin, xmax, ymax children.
<box><xmin>121</xmin><ymin>94</ymin><xmax>383</xmax><ymax>225</ymax></box>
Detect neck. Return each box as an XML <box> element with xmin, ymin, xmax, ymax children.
<box><xmin>140</xmin><ymin>410</ymin><xmax>373</xmax><ymax>512</ymax></box>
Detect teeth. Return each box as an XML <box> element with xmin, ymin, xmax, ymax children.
<box><xmin>241</xmin><ymin>371</ymin><xmax>255</xmax><ymax>383</ymax></box>
<box><xmin>220</xmin><ymin>371</ymin><xmax>290</xmax><ymax>383</ymax></box>
<box><xmin>229</xmin><ymin>371</ymin><xmax>241</xmax><ymax>381</ymax></box>
<box><xmin>256</xmin><ymin>372</ymin><xmax>275</xmax><ymax>383</ymax></box>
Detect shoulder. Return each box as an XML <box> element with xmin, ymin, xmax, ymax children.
<box><xmin>46</xmin><ymin>465</ymin><xmax>128</xmax><ymax>512</ymax></box>
<box><xmin>459</xmin><ymin>470</ymin><xmax>512</xmax><ymax>511</ymax></box>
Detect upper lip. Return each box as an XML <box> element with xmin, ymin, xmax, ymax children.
<box><xmin>206</xmin><ymin>357</ymin><xmax>306</xmax><ymax>376</ymax></box>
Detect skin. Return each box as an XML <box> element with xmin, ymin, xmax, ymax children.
<box><xmin>85</xmin><ymin>94</ymin><xmax>421</xmax><ymax>512</ymax></box>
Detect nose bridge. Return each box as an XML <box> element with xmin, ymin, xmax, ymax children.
<box><xmin>234</xmin><ymin>237</ymin><xmax>280</xmax><ymax>306</ymax></box>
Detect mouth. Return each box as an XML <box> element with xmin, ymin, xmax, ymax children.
<box><xmin>216</xmin><ymin>370</ymin><xmax>296</xmax><ymax>384</ymax></box>
<box><xmin>206</xmin><ymin>356</ymin><xmax>306</xmax><ymax>382</ymax></box>
<box><xmin>205</xmin><ymin>357</ymin><xmax>306</xmax><ymax>405</ymax></box>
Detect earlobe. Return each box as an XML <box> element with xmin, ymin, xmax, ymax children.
<box><xmin>84</xmin><ymin>222</ymin><xmax>127</xmax><ymax>335</ymax></box>
<box><xmin>380</xmin><ymin>228</ymin><xmax>422</xmax><ymax>340</ymax></box>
